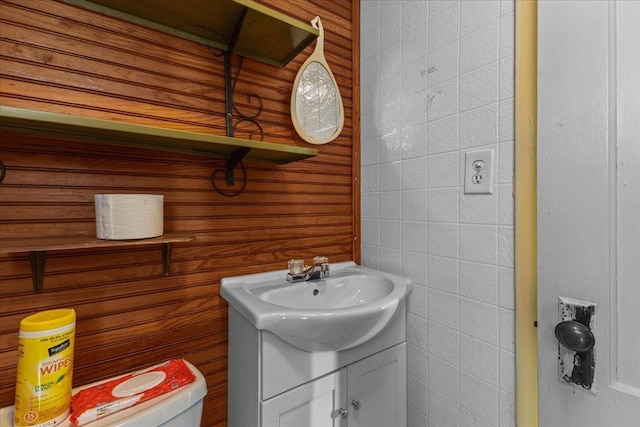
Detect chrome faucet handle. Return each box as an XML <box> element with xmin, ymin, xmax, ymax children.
<box><xmin>288</xmin><ymin>259</ymin><xmax>305</xmax><ymax>275</ymax></box>
<box><xmin>313</xmin><ymin>256</ymin><xmax>328</xmax><ymax>265</ymax></box>
<box><xmin>286</xmin><ymin>259</ymin><xmax>305</xmax><ymax>283</ymax></box>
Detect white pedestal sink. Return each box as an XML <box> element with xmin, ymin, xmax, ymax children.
<box><xmin>222</xmin><ymin>261</ymin><xmax>413</xmax><ymax>426</ymax></box>
<box><xmin>220</xmin><ymin>261</ymin><xmax>412</xmax><ymax>352</ymax></box>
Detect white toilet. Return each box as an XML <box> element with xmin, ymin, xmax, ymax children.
<box><xmin>0</xmin><ymin>360</ymin><xmax>207</xmax><ymax>427</ymax></box>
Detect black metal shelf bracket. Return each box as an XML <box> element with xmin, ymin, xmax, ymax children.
<box><xmin>227</xmin><ymin>147</ymin><xmax>251</xmax><ymax>186</ymax></box>
<box><xmin>208</xmin><ymin>6</ymin><xmax>265</xmax><ymax>196</ymax></box>
<box><xmin>223</xmin><ymin>7</ymin><xmax>246</xmax><ymax>139</ymax></box>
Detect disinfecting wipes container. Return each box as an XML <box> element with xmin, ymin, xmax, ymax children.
<box><xmin>14</xmin><ymin>308</ymin><xmax>76</xmax><ymax>427</ymax></box>
<box><xmin>95</xmin><ymin>194</ymin><xmax>163</xmax><ymax>240</ymax></box>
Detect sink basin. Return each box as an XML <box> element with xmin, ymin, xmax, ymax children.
<box><xmin>255</xmin><ymin>273</ymin><xmax>395</xmax><ymax>309</ymax></box>
<box><xmin>220</xmin><ymin>261</ymin><xmax>412</xmax><ymax>352</ymax></box>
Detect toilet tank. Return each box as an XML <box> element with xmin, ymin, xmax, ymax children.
<box><xmin>0</xmin><ymin>360</ymin><xmax>207</xmax><ymax>427</ymax></box>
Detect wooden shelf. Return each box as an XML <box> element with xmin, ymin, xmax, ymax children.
<box><xmin>0</xmin><ymin>107</ymin><xmax>318</xmax><ymax>164</ymax></box>
<box><xmin>0</xmin><ymin>232</ymin><xmax>196</xmax><ymax>293</ymax></box>
<box><xmin>62</xmin><ymin>0</ymin><xmax>319</xmax><ymax>67</ymax></box>
<box><xmin>0</xmin><ymin>2</ymin><xmax>320</xmax><ymax>178</ymax></box>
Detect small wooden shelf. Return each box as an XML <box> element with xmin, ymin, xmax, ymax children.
<box><xmin>0</xmin><ymin>232</ymin><xmax>196</xmax><ymax>293</ymax></box>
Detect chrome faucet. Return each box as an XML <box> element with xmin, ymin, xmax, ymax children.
<box><xmin>287</xmin><ymin>256</ymin><xmax>330</xmax><ymax>283</ymax></box>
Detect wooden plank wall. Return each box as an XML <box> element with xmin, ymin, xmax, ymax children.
<box><xmin>0</xmin><ymin>1</ymin><xmax>359</xmax><ymax>425</ymax></box>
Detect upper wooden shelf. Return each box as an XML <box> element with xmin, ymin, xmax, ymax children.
<box><xmin>0</xmin><ymin>106</ymin><xmax>318</xmax><ymax>164</ymax></box>
<box><xmin>62</xmin><ymin>0</ymin><xmax>319</xmax><ymax>67</ymax></box>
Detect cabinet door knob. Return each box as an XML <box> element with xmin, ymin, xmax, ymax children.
<box><xmin>351</xmin><ymin>399</ymin><xmax>361</xmax><ymax>410</ymax></box>
<box><xmin>338</xmin><ymin>408</ymin><xmax>348</xmax><ymax>418</ymax></box>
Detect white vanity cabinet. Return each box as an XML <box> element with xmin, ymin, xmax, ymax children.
<box><xmin>261</xmin><ymin>344</ymin><xmax>406</xmax><ymax>427</ymax></box>
<box><xmin>227</xmin><ymin>304</ymin><xmax>408</xmax><ymax>427</ymax></box>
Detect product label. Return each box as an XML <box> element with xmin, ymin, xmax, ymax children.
<box><xmin>47</xmin><ymin>339</ymin><xmax>70</xmax><ymax>357</ymax></box>
<box><xmin>14</xmin><ymin>327</ymin><xmax>75</xmax><ymax>427</ymax></box>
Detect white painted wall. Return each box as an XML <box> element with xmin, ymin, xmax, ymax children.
<box><xmin>360</xmin><ymin>1</ymin><xmax>515</xmax><ymax>426</ymax></box>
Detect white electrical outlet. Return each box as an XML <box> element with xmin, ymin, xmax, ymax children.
<box><xmin>464</xmin><ymin>148</ymin><xmax>494</xmax><ymax>194</ymax></box>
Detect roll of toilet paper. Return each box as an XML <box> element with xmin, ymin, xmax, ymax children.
<box><xmin>95</xmin><ymin>194</ymin><xmax>163</xmax><ymax>240</ymax></box>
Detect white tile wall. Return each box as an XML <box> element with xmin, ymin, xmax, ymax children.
<box><xmin>428</xmin><ymin>354</ymin><xmax>459</xmax><ymax>402</ymax></box>
<box><xmin>428</xmin><ymin>4</ymin><xmax>459</xmax><ymax>53</ymax></box>
<box><xmin>460</xmin><ymin>21</ymin><xmax>499</xmax><ymax>73</ymax></box>
<box><xmin>427</xmin><ymin>116</ymin><xmax>458</xmax><ymax>155</ymax></box>
<box><xmin>361</xmin><ymin>0</ymin><xmax>515</xmax><ymax>425</ymax></box>
<box><xmin>460</xmin><ymin>370</ymin><xmax>499</xmax><ymax>425</ymax></box>
<box><xmin>460</xmin><ymin>335</ymin><xmax>498</xmax><ymax>385</ymax></box>
<box><xmin>459</xmin><ymin>104</ymin><xmax>498</xmax><ymax>150</ymax></box>
<box><xmin>459</xmin><ymin>62</ymin><xmax>498</xmax><ymax>112</ymax></box>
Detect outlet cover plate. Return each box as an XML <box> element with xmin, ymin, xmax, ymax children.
<box><xmin>464</xmin><ymin>148</ymin><xmax>494</xmax><ymax>194</ymax></box>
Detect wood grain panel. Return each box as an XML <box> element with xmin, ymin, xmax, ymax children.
<box><xmin>0</xmin><ymin>1</ymin><xmax>358</xmax><ymax>424</ymax></box>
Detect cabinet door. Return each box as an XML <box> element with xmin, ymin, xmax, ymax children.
<box><xmin>347</xmin><ymin>343</ymin><xmax>406</xmax><ymax>427</ymax></box>
<box><xmin>261</xmin><ymin>369</ymin><xmax>347</xmax><ymax>427</ymax></box>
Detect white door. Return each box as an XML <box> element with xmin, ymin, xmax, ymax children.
<box><xmin>346</xmin><ymin>344</ymin><xmax>406</xmax><ymax>427</ymax></box>
<box><xmin>538</xmin><ymin>1</ymin><xmax>640</xmax><ymax>426</ymax></box>
<box><xmin>261</xmin><ymin>370</ymin><xmax>347</xmax><ymax>427</ymax></box>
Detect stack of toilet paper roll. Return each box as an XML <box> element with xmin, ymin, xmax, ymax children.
<box><xmin>95</xmin><ymin>194</ymin><xmax>163</xmax><ymax>240</ymax></box>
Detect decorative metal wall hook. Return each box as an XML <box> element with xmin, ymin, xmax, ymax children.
<box><xmin>0</xmin><ymin>160</ymin><xmax>6</xmax><ymax>184</ymax></box>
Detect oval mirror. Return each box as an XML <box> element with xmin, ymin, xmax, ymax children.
<box><xmin>291</xmin><ymin>16</ymin><xmax>344</xmax><ymax>145</ymax></box>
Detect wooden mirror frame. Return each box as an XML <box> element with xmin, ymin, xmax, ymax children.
<box><xmin>290</xmin><ymin>16</ymin><xmax>344</xmax><ymax>145</ymax></box>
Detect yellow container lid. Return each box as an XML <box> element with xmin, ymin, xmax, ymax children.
<box><xmin>20</xmin><ymin>309</ymin><xmax>76</xmax><ymax>332</ymax></box>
